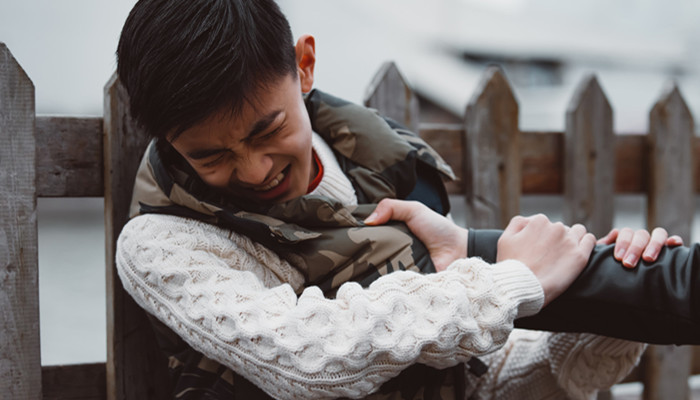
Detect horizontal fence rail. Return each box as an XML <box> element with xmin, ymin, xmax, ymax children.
<box><xmin>32</xmin><ymin>117</ymin><xmax>700</xmax><ymax>198</ymax></box>
<box><xmin>36</xmin><ymin>117</ymin><xmax>103</xmax><ymax>197</ymax></box>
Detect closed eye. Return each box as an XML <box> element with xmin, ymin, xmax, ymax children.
<box><xmin>201</xmin><ymin>151</ymin><xmax>230</xmax><ymax>168</ymax></box>
<box><xmin>250</xmin><ymin>121</ymin><xmax>286</xmax><ymax>143</ymax></box>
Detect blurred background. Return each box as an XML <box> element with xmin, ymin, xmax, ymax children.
<box><xmin>2</xmin><ymin>1</ymin><xmax>699</xmax><ymax>396</ymax></box>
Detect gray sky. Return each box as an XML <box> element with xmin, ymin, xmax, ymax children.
<box><xmin>0</xmin><ymin>1</ymin><xmax>136</xmax><ymax>115</ymax></box>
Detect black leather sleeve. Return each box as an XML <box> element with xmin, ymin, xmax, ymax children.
<box><xmin>468</xmin><ymin>228</ymin><xmax>700</xmax><ymax>345</ymax></box>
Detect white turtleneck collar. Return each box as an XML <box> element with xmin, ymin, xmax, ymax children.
<box><xmin>308</xmin><ymin>132</ymin><xmax>358</xmax><ymax>206</ymax></box>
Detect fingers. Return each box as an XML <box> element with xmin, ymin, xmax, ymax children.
<box><xmin>503</xmin><ymin>215</ymin><xmax>529</xmax><ymax>235</ymax></box>
<box><xmin>504</xmin><ymin>214</ymin><xmax>549</xmax><ymax>236</ymax></box>
<box><xmin>581</xmin><ymin>232</ymin><xmax>597</xmax><ymax>254</ymax></box>
<box><xmin>612</xmin><ymin>228</ymin><xmax>658</xmax><ymax>268</ymax></box>
<box><xmin>363</xmin><ymin>199</ymin><xmax>393</xmax><ymax>225</ymax></box>
<box><xmin>625</xmin><ymin>229</ymin><xmax>651</xmax><ymax>267</ymax></box>
<box><xmin>565</xmin><ymin>224</ymin><xmax>596</xmax><ymax>256</ymax></box>
<box><xmin>497</xmin><ymin>216</ymin><xmax>593</xmax><ymax>306</ymax></box>
<box><xmin>641</xmin><ymin>227</ymin><xmax>668</xmax><ymax>262</ymax></box>
<box><xmin>597</xmin><ymin>228</ymin><xmax>619</xmax><ymax>245</ymax></box>
<box><xmin>667</xmin><ymin>235</ymin><xmax>684</xmax><ymax>247</ymax></box>
<box><xmin>570</xmin><ymin>224</ymin><xmax>596</xmax><ymax>255</ymax></box>
<box><xmin>613</xmin><ymin>228</ymin><xmax>633</xmax><ymax>261</ymax></box>
<box><xmin>364</xmin><ymin>198</ymin><xmax>422</xmax><ymax>226</ymax></box>
<box><xmin>569</xmin><ymin>223</ymin><xmax>587</xmax><ymax>239</ymax></box>
<box><xmin>609</xmin><ymin>226</ymin><xmax>683</xmax><ymax>267</ymax></box>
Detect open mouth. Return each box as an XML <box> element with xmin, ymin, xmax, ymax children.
<box><xmin>254</xmin><ymin>169</ymin><xmax>286</xmax><ymax>192</ymax></box>
<box><xmin>250</xmin><ymin>165</ymin><xmax>292</xmax><ymax>201</ymax></box>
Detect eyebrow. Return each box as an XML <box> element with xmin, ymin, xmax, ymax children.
<box><xmin>185</xmin><ymin>110</ymin><xmax>283</xmax><ymax>160</ymax></box>
<box><xmin>247</xmin><ymin>110</ymin><xmax>282</xmax><ymax>140</ymax></box>
<box><xmin>187</xmin><ymin>148</ymin><xmax>227</xmax><ymax>160</ymax></box>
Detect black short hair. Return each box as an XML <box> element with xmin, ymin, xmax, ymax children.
<box><xmin>117</xmin><ymin>0</ymin><xmax>297</xmax><ymax>141</ymax></box>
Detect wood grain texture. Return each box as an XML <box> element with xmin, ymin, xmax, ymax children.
<box><xmin>647</xmin><ymin>84</ymin><xmax>695</xmax><ymax>240</ymax></box>
<box><xmin>417</xmin><ymin>128</ymin><xmax>700</xmax><ymax>195</ymax></box>
<box><xmin>564</xmin><ymin>75</ymin><xmax>614</xmax><ymax>237</ymax></box>
<box><xmin>614</xmin><ymin>135</ymin><xmax>649</xmax><ymax>194</ymax></box>
<box><xmin>0</xmin><ymin>42</ymin><xmax>41</xmax><ymax>399</ymax></box>
<box><xmin>418</xmin><ymin>124</ymin><xmax>465</xmax><ymax>194</ymax></box>
<box><xmin>36</xmin><ymin>117</ymin><xmax>103</xmax><ymax>197</ymax></box>
<box><xmin>42</xmin><ymin>363</ymin><xmax>106</xmax><ymax>400</ymax></box>
<box><xmin>364</xmin><ymin>61</ymin><xmax>421</xmax><ymax>134</ymax></box>
<box><xmin>463</xmin><ymin>66</ymin><xmax>520</xmax><ymax>228</ymax></box>
<box><xmin>520</xmin><ymin>131</ymin><xmax>564</xmax><ymax>194</ymax></box>
<box><xmin>103</xmin><ymin>73</ymin><xmax>170</xmax><ymax>400</ymax></box>
<box><xmin>643</xmin><ymin>83</ymin><xmax>695</xmax><ymax>400</ymax></box>
<box><xmin>31</xmin><ymin>115</ymin><xmax>695</xmax><ymax>198</ymax></box>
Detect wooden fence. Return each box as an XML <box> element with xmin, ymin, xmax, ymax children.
<box><xmin>1</xmin><ymin>42</ymin><xmax>698</xmax><ymax>399</ymax></box>
<box><xmin>366</xmin><ymin>62</ymin><xmax>699</xmax><ymax>400</ymax></box>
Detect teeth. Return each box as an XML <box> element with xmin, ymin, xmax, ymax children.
<box><xmin>254</xmin><ymin>171</ymin><xmax>285</xmax><ymax>191</ymax></box>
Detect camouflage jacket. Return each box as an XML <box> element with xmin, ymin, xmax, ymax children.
<box><xmin>130</xmin><ymin>89</ymin><xmax>485</xmax><ymax>399</ymax></box>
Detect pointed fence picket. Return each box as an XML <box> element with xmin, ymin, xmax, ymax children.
<box><xmin>463</xmin><ymin>66</ymin><xmax>521</xmax><ymax>229</ymax></box>
<box><xmin>0</xmin><ymin>41</ymin><xmax>41</xmax><ymax>400</ymax></box>
<box><xmin>1</xmin><ymin>44</ymin><xmax>699</xmax><ymax>399</ymax></box>
<box><xmin>642</xmin><ymin>83</ymin><xmax>695</xmax><ymax>400</ymax></box>
<box><xmin>364</xmin><ymin>61</ymin><xmax>421</xmax><ymax>134</ymax></box>
<box><xmin>103</xmin><ymin>74</ymin><xmax>170</xmax><ymax>400</ymax></box>
<box><xmin>564</xmin><ymin>75</ymin><xmax>614</xmax><ymax>237</ymax></box>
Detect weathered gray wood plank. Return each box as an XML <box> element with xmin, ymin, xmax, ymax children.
<box><xmin>564</xmin><ymin>75</ymin><xmax>614</xmax><ymax>237</ymax></box>
<box><xmin>416</xmin><ymin>128</ymin><xmax>700</xmax><ymax>195</ymax></box>
<box><xmin>364</xmin><ymin>61</ymin><xmax>420</xmax><ymax>133</ymax></box>
<box><xmin>643</xmin><ymin>83</ymin><xmax>695</xmax><ymax>400</ymax></box>
<box><xmin>419</xmin><ymin>124</ymin><xmax>465</xmax><ymax>194</ymax></box>
<box><xmin>520</xmin><ymin>131</ymin><xmax>564</xmax><ymax>194</ymax></box>
<box><xmin>103</xmin><ymin>73</ymin><xmax>169</xmax><ymax>400</ymax></box>
<box><xmin>42</xmin><ymin>363</ymin><xmax>105</xmax><ymax>400</ymax></box>
<box><xmin>0</xmin><ymin>42</ymin><xmax>41</xmax><ymax>399</ymax></box>
<box><xmin>463</xmin><ymin>66</ymin><xmax>520</xmax><ymax>228</ymax></box>
<box><xmin>28</xmin><ymin>117</ymin><xmax>700</xmax><ymax>198</ymax></box>
<box><xmin>36</xmin><ymin>116</ymin><xmax>103</xmax><ymax>197</ymax></box>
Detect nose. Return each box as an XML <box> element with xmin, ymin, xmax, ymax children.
<box><xmin>234</xmin><ymin>150</ymin><xmax>273</xmax><ymax>186</ymax></box>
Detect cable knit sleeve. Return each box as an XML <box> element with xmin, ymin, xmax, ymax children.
<box><xmin>464</xmin><ymin>329</ymin><xmax>645</xmax><ymax>400</ymax></box>
<box><xmin>116</xmin><ymin>213</ymin><xmax>544</xmax><ymax>400</ymax></box>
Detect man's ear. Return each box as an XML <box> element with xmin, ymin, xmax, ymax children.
<box><xmin>295</xmin><ymin>34</ymin><xmax>315</xmax><ymax>93</ymax></box>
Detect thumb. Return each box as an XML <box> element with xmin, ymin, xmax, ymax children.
<box><xmin>364</xmin><ymin>199</ymin><xmax>418</xmax><ymax>225</ymax></box>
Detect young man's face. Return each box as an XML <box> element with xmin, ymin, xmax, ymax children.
<box><xmin>168</xmin><ymin>73</ymin><xmax>316</xmax><ymax>204</ymax></box>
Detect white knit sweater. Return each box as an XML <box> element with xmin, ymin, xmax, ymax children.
<box><xmin>116</xmin><ymin>134</ymin><xmax>645</xmax><ymax>399</ymax></box>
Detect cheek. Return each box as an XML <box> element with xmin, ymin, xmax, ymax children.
<box><xmin>278</xmin><ymin>125</ymin><xmax>312</xmax><ymax>163</ymax></box>
<box><xmin>292</xmin><ymin>124</ymin><xmax>313</xmax><ymax>157</ymax></box>
<box><xmin>289</xmin><ymin>105</ymin><xmax>313</xmax><ymax>160</ymax></box>
<box><xmin>298</xmin><ymin>134</ymin><xmax>313</xmax><ymax>156</ymax></box>
<box><xmin>291</xmin><ymin>135</ymin><xmax>313</xmax><ymax>173</ymax></box>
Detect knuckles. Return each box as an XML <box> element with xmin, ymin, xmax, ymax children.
<box><xmin>530</xmin><ymin>213</ymin><xmax>550</xmax><ymax>224</ymax></box>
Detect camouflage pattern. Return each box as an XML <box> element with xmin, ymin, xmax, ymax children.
<box><xmin>130</xmin><ymin>89</ymin><xmax>482</xmax><ymax>399</ymax></box>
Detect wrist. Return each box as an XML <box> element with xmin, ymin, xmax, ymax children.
<box><xmin>459</xmin><ymin>227</ymin><xmax>469</xmax><ymax>260</ymax></box>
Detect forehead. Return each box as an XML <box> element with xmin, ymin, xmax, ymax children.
<box><xmin>172</xmin><ymin>74</ymin><xmax>300</xmax><ymax>145</ymax></box>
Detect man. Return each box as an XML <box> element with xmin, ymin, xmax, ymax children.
<box><xmin>115</xmin><ymin>0</ymin><xmax>661</xmax><ymax>398</ymax></box>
